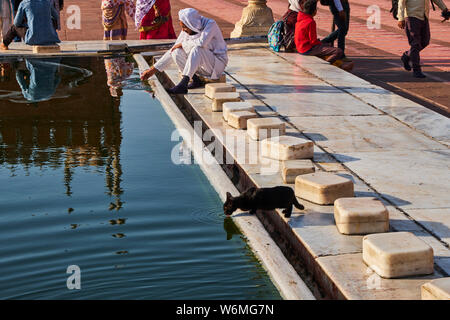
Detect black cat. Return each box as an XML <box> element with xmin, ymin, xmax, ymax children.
<box><xmin>224</xmin><ymin>186</ymin><xmax>304</xmax><ymax>218</ymax></box>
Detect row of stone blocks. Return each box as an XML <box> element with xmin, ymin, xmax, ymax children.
<box><xmin>294</xmin><ymin>172</ymin><xmax>449</xmax><ymax>298</ymax></box>
<box><xmin>204</xmin><ymin>83</ymin><xmax>448</xmax><ymax>298</ymax></box>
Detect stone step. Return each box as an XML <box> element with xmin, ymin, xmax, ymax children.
<box><xmin>32</xmin><ymin>45</ymin><xmax>61</xmax><ymax>54</ymax></box>
<box><xmin>261</xmin><ymin>136</ymin><xmax>314</xmax><ymax>161</ymax></box>
<box><xmin>205</xmin><ymin>83</ymin><xmax>236</xmax><ymax>99</ymax></box>
<box><xmin>281</xmin><ymin>160</ymin><xmax>315</xmax><ymax>184</ymax></box>
<box><xmin>363</xmin><ymin>232</ymin><xmax>434</xmax><ymax>279</ymax></box>
<box><xmin>334</xmin><ymin>197</ymin><xmax>389</xmax><ymax>235</ymax></box>
<box><xmin>227</xmin><ymin>111</ymin><xmax>259</xmax><ymax>129</ymax></box>
<box><xmin>421</xmin><ymin>278</ymin><xmax>450</xmax><ymax>300</ymax></box>
<box><xmin>247</xmin><ymin>117</ymin><xmax>286</xmax><ymax>141</ymax></box>
<box><xmin>295</xmin><ymin>172</ymin><xmax>354</xmax><ymax>205</ymax></box>
<box><xmin>223</xmin><ymin>101</ymin><xmax>254</xmax><ymax>122</ymax></box>
<box><xmin>211</xmin><ymin>92</ymin><xmax>241</xmax><ymax>112</ymax></box>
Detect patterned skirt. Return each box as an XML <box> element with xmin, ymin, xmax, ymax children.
<box><xmin>103</xmin><ymin>4</ymin><xmax>128</xmax><ymax>40</ymax></box>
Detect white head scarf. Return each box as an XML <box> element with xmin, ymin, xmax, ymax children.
<box><xmin>178</xmin><ymin>8</ymin><xmax>204</xmax><ymax>33</ymax></box>
<box><xmin>288</xmin><ymin>0</ymin><xmax>302</xmax><ymax>12</ymax></box>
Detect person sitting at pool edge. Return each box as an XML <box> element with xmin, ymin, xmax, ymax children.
<box><xmin>140</xmin><ymin>8</ymin><xmax>228</xmax><ymax>94</ymax></box>
<box><xmin>0</xmin><ymin>0</ymin><xmax>60</xmax><ymax>51</ymax></box>
<box><xmin>295</xmin><ymin>0</ymin><xmax>343</xmax><ymax>64</ymax></box>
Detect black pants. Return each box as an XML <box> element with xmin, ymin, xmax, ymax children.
<box><xmin>2</xmin><ymin>25</ymin><xmax>26</xmax><ymax>47</ymax></box>
<box><xmin>405</xmin><ymin>17</ymin><xmax>430</xmax><ymax>70</ymax></box>
<box><xmin>322</xmin><ymin>0</ymin><xmax>350</xmax><ymax>55</ymax></box>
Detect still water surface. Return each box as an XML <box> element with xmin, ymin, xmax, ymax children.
<box><xmin>0</xmin><ymin>56</ymin><xmax>281</xmax><ymax>299</ymax></box>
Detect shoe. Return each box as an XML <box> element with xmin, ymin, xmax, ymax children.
<box><xmin>188</xmin><ymin>74</ymin><xmax>204</xmax><ymax>89</ymax></box>
<box><xmin>401</xmin><ymin>53</ymin><xmax>411</xmax><ymax>71</ymax></box>
<box><xmin>167</xmin><ymin>75</ymin><xmax>189</xmax><ymax>94</ymax></box>
<box><xmin>413</xmin><ymin>69</ymin><xmax>426</xmax><ymax>78</ymax></box>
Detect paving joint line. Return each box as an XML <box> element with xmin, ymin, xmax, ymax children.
<box><xmin>226</xmin><ymin>51</ymin><xmax>450</xmax><ymax>252</ymax></box>
<box><xmin>266</xmin><ymin>47</ymin><xmax>449</xmax><ymax>148</ymax></box>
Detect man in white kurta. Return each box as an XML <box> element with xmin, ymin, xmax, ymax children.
<box><xmin>140</xmin><ymin>8</ymin><xmax>228</xmax><ymax>94</ymax></box>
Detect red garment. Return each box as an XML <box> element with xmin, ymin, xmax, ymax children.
<box><xmin>139</xmin><ymin>0</ymin><xmax>176</xmax><ymax>40</ymax></box>
<box><xmin>294</xmin><ymin>11</ymin><xmax>321</xmax><ymax>54</ymax></box>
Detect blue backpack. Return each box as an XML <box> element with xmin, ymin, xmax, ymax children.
<box><xmin>268</xmin><ymin>20</ymin><xmax>285</xmax><ymax>52</ymax></box>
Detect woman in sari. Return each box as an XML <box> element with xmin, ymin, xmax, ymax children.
<box><xmin>102</xmin><ymin>0</ymin><xmax>135</xmax><ymax>40</ymax></box>
<box><xmin>135</xmin><ymin>0</ymin><xmax>176</xmax><ymax>40</ymax></box>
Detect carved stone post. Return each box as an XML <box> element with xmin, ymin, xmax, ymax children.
<box><xmin>230</xmin><ymin>0</ymin><xmax>275</xmax><ymax>38</ymax></box>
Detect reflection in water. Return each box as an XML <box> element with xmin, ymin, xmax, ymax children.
<box><xmin>16</xmin><ymin>59</ymin><xmax>61</xmax><ymax>103</ymax></box>
<box><xmin>104</xmin><ymin>57</ymin><xmax>134</xmax><ymax>98</ymax></box>
<box><xmin>0</xmin><ymin>56</ymin><xmax>127</xmax><ymax>208</ymax></box>
<box><xmin>224</xmin><ymin>217</ymin><xmax>242</xmax><ymax>240</ymax></box>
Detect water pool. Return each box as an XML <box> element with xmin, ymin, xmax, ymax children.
<box><xmin>0</xmin><ymin>56</ymin><xmax>281</xmax><ymax>300</ymax></box>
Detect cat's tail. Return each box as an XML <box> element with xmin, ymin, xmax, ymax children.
<box><xmin>293</xmin><ymin>196</ymin><xmax>305</xmax><ymax>210</ymax></box>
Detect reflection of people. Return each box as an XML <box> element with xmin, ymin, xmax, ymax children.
<box><xmin>0</xmin><ymin>62</ymin><xmax>11</xmax><ymax>82</ymax></box>
<box><xmin>1</xmin><ymin>0</ymin><xmax>61</xmax><ymax>50</ymax></box>
<box><xmin>0</xmin><ymin>0</ymin><xmax>13</xmax><ymax>41</ymax></box>
<box><xmin>135</xmin><ymin>0</ymin><xmax>176</xmax><ymax>40</ymax></box>
<box><xmin>102</xmin><ymin>0</ymin><xmax>135</xmax><ymax>40</ymax></box>
<box><xmin>140</xmin><ymin>8</ymin><xmax>228</xmax><ymax>94</ymax></box>
<box><xmin>16</xmin><ymin>58</ymin><xmax>61</xmax><ymax>102</ymax></box>
<box><xmin>104</xmin><ymin>57</ymin><xmax>134</xmax><ymax>97</ymax></box>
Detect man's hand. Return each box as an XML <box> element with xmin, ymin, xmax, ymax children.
<box><xmin>398</xmin><ymin>20</ymin><xmax>406</xmax><ymax>29</ymax></box>
<box><xmin>170</xmin><ymin>43</ymin><xmax>183</xmax><ymax>52</ymax></box>
<box><xmin>140</xmin><ymin>67</ymin><xmax>157</xmax><ymax>81</ymax></box>
<box><xmin>338</xmin><ymin>10</ymin><xmax>346</xmax><ymax>21</ymax></box>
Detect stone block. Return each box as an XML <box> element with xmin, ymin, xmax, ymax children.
<box><xmin>363</xmin><ymin>232</ymin><xmax>434</xmax><ymax>278</ymax></box>
<box><xmin>247</xmin><ymin>118</ymin><xmax>286</xmax><ymax>141</ymax></box>
<box><xmin>227</xmin><ymin>111</ymin><xmax>259</xmax><ymax>129</ymax></box>
<box><xmin>32</xmin><ymin>45</ymin><xmax>61</xmax><ymax>54</ymax></box>
<box><xmin>205</xmin><ymin>83</ymin><xmax>236</xmax><ymax>99</ymax></box>
<box><xmin>421</xmin><ymin>278</ymin><xmax>450</xmax><ymax>300</ymax></box>
<box><xmin>223</xmin><ymin>101</ymin><xmax>254</xmax><ymax>122</ymax></box>
<box><xmin>211</xmin><ymin>92</ymin><xmax>241</xmax><ymax>112</ymax></box>
<box><xmin>295</xmin><ymin>172</ymin><xmax>354</xmax><ymax>205</ymax></box>
<box><xmin>281</xmin><ymin>160</ymin><xmax>315</xmax><ymax>184</ymax></box>
<box><xmin>334</xmin><ymin>197</ymin><xmax>389</xmax><ymax>235</ymax></box>
<box><xmin>261</xmin><ymin>136</ymin><xmax>314</xmax><ymax>160</ymax></box>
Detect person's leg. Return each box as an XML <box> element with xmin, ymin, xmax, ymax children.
<box><xmin>171</xmin><ymin>48</ymin><xmax>189</xmax><ymax>73</ymax></box>
<box><xmin>1</xmin><ymin>25</ymin><xmax>26</xmax><ymax>49</ymax></box>
<box><xmin>405</xmin><ymin>17</ymin><xmax>426</xmax><ymax>77</ymax></box>
<box><xmin>421</xmin><ymin>18</ymin><xmax>430</xmax><ymax>52</ymax></box>
<box><xmin>321</xmin><ymin>5</ymin><xmax>340</xmax><ymax>44</ymax></box>
<box><xmin>306</xmin><ymin>44</ymin><xmax>344</xmax><ymax>64</ymax></box>
<box><xmin>182</xmin><ymin>46</ymin><xmax>215</xmax><ymax>79</ymax></box>
<box><xmin>168</xmin><ymin>46</ymin><xmax>215</xmax><ymax>94</ymax></box>
<box><xmin>337</xmin><ymin>1</ymin><xmax>350</xmax><ymax>55</ymax></box>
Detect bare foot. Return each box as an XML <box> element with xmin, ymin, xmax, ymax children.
<box><xmin>0</xmin><ymin>43</ymin><xmax>8</xmax><ymax>51</ymax></box>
